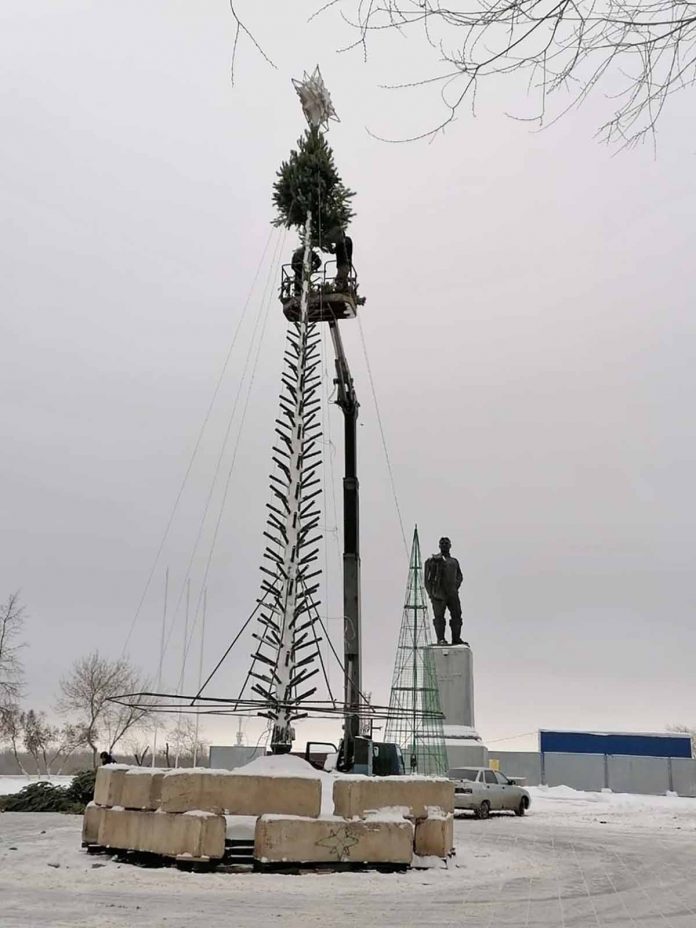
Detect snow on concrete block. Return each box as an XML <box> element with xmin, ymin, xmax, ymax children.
<box><xmin>120</xmin><ymin>769</ymin><xmax>165</xmax><ymax>811</ymax></box>
<box><xmin>98</xmin><ymin>808</ymin><xmax>225</xmax><ymax>860</ymax></box>
<box><xmin>414</xmin><ymin>814</ymin><xmax>454</xmax><ymax>858</ymax></box>
<box><xmin>255</xmin><ymin>815</ymin><xmax>414</xmax><ymax>865</ymax></box>
<box><xmin>81</xmin><ymin>802</ymin><xmax>105</xmax><ymax>845</ymax></box>
<box><xmin>332</xmin><ymin>776</ymin><xmax>454</xmax><ymax>820</ymax></box>
<box><xmin>93</xmin><ymin>764</ymin><xmax>129</xmax><ymax>807</ymax></box>
<box><xmin>159</xmin><ymin>770</ymin><xmax>321</xmax><ymax>817</ymax></box>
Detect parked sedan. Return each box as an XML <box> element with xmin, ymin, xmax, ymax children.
<box><xmin>448</xmin><ymin>767</ymin><xmax>531</xmax><ymax>819</ymax></box>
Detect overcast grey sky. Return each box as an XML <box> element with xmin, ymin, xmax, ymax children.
<box><xmin>2</xmin><ymin>1</ymin><xmax>695</xmax><ymax>752</ymax></box>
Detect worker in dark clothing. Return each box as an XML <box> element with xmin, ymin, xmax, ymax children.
<box><xmin>424</xmin><ymin>537</ymin><xmax>467</xmax><ymax>646</ymax></box>
<box><xmin>291</xmin><ymin>245</ymin><xmax>321</xmax><ymax>295</ymax></box>
<box><xmin>100</xmin><ymin>751</ymin><xmax>115</xmax><ymax>765</ymax></box>
<box><xmin>323</xmin><ymin>225</ymin><xmax>353</xmax><ymax>291</ymax></box>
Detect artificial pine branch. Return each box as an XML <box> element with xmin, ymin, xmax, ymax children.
<box><xmin>272</xmin><ymin>127</ymin><xmax>355</xmax><ymax>248</ymax></box>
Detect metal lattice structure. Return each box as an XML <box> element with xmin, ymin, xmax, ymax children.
<box><xmin>249</xmin><ymin>213</ymin><xmax>325</xmax><ymax>753</ymax></box>
<box><xmin>384</xmin><ymin>526</ymin><xmax>448</xmax><ymax>775</ymax></box>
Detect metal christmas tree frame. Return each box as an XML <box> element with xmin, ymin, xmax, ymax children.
<box><xmin>385</xmin><ymin>527</ymin><xmax>448</xmax><ymax>775</ymax></box>
<box><xmin>111</xmin><ymin>73</ymin><xmax>444</xmax><ymax>768</ymax></box>
<box><xmin>249</xmin><ymin>212</ymin><xmax>324</xmax><ymax>753</ymax></box>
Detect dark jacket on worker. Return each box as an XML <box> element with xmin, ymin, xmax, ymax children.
<box><xmin>424</xmin><ymin>554</ymin><xmax>463</xmax><ymax>601</ymax></box>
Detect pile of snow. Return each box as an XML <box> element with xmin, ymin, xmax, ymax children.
<box><xmin>224</xmin><ymin>814</ymin><xmax>257</xmax><ymax>839</ymax></box>
<box><xmin>528</xmin><ymin>784</ymin><xmax>696</xmax><ymax>832</ymax></box>
<box><xmin>164</xmin><ymin>755</ymin><xmax>325</xmax><ymax>779</ymax></box>
<box><xmin>234</xmin><ymin>754</ymin><xmax>321</xmax><ymax>779</ymax></box>
<box><xmin>124</xmin><ymin>766</ymin><xmax>166</xmax><ymax>775</ymax></box>
<box><xmin>531</xmin><ymin>785</ymin><xmax>602</xmax><ymax>802</ymax></box>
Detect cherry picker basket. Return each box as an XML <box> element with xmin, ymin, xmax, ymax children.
<box><xmin>280</xmin><ymin>259</ymin><xmax>365</xmax><ymax>323</ymax></box>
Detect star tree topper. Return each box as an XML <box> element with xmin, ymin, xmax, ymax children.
<box><xmin>292</xmin><ymin>66</ymin><xmax>339</xmax><ymax>131</ymax></box>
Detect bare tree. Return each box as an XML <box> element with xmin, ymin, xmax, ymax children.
<box><xmin>126</xmin><ymin>737</ymin><xmax>151</xmax><ymax>766</ymax></box>
<box><xmin>20</xmin><ymin>709</ymin><xmax>83</xmax><ymax>776</ymax></box>
<box><xmin>320</xmin><ymin>0</ymin><xmax>696</xmax><ymax>146</ymax></box>
<box><xmin>0</xmin><ymin>703</ymin><xmax>29</xmax><ymax>774</ymax></box>
<box><xmin>168</xmin><ymin>717</ymin><xmax>210</xmax><ymax>767</ymax></box>
<box><xmin>58</xmin><ymin>651</ymin><xmax>153</xmax><ymax>767</ymax></box>
<box><xmin>0</xmin><ymin>592</ymin><xmax>25</xmax><ymax>703</ymax></box>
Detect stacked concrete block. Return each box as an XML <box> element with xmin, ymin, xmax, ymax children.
<box><xmin>332</xmin><ymin>776</ymin><xmax>455</xmax><ymax>862</ymax></box>
<box><xmin>160</xmin><ymin>770</ymin><xmax>321</xmax><ymax>817</ymax></box>
<box><xmin>120</xmin><ymin>769</ymin><xmax>165</xmax><ymax>811</ymax></box>
<box><xmin>81</xmin><ymin>802</ymin><xmax>106</xmax><ymax>846</ymax></box>
<box><xmin>89</xmin><ymin>765</ymin><xmax>225</xmax><ymax>861</ymax></box>
<box><xmin>98</xmin><ymin>808</ymin><xmax>225</xmax><ymax>860</ymax></box>
<box><xmin>333</xmin><ymin>776</ymin><xmax>454</xmax><ymax>820</ymax></box>
<box><xmin>255</xmin><ymin>815</ymin><xmax>414</xmax><ymax>865</ymax></box>
<box><xmin>85</xmin><ymin>763</ymin><xmax>455</xmax><ymax>868</ymax></box>
<box><xmin>413</xmin><ymin>814</ymin><xmax>454</xmax><ymax>858</ymax></box>
<box><xmin>93</xmin><ymin>764</ymin><xmax>129</xmax><ymax>807</ymax></box>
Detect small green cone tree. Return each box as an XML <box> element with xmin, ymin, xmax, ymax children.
<box><xmin>272</xmin><ymin>127</ymin><xmax>355</xmax><ymax>249</ymax></box>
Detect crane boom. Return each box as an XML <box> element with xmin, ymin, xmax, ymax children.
<box><xmin>328</xmin><ymin>320</ymin><xmax>362</xmax><ymax>770</ymax></box>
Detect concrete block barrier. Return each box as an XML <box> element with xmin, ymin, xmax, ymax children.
<box><xmin>333</xmin><ymin>776</ymin><xmax>454</xmax><ymax>820</ymax></box>
<box><xmin>98</xmin><ymin>808</ymin><xmax>225</xmax><ymax>860</ymax></box>
<box><xmin>93</xmin><ymin>764</ymin><xmax>129</xmax><ymax>807</ymax></box>
<box><xmin>159</xmin><ymin>770</ymin><xmax>321</xmax><ymax>817</ymax></box>
<box><xmin>255</xmin><ymin>815</ymin><xmax>414</xmax><ymax>865</ymax></box>
<box><xmin>121</xmin><ymin>769</ymin><xmax>165</xmax><ymax>811</ymax></box>
<box><xmin>414</xmin><ymin>814</ymin><xmax>454</xmax><ymax>858</ymax></box>
<box><xmin>81</xmin><ymin>802</ymin><xmax>105</xmax><ymax>845</ymax></box>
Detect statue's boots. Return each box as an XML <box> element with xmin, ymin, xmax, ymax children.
<box><xmin>433</xmin><ymin>613</ymin><xmax>447</xmax><ymax>645</ymax></box>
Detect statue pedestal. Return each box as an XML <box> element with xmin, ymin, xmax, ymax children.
<box><xmin>428</xmin><ymin>645</ymin><xmax>488</xmax><ymax>769</ymax></box>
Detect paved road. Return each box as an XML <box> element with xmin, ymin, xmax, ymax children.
<box><xmin>2</xmin><ymin>812</ymin><xmax>696</xmax><ymax>927</ymax></box>
<box><xmin>456</xmin><ymin>814</ymin><xmax>696</xmax><ymax>926</ymax></box>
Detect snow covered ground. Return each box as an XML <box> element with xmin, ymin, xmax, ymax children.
<box><xmin>2</xmin><ymin>784</ymin><xmax>696</xmax><ymax>927</ymax></box>
<box><xmin>528</xmin><ymin>783</ymin><xmax>696</xmax><ymax>833</ymax></box>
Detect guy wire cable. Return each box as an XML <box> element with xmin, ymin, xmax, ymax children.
<box><xmin>176</xmin><ymin>230</ymin><xmax>287</xmax><ymax>667</ymax></box>
<box><xmin>159</xmin><ymin>229</ymin><xmax>285</xmax><ymax>663</ymax></box>
<box><xmin>357</xmin><ymin>315</ymin><xmax>409</xmax><ymax>556</ymax></box>
<box><xmin>120</xmin><ymin>226</ymin><xmax>277</xmax><ymax>654</ymax></box>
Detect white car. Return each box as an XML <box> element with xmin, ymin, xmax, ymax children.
<box><xmin>448</xmin><ymin>767</ymin><xmax>531</xmax><ymax>819</ymax></box>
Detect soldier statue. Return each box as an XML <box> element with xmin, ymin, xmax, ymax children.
<box><xmin>424</xmin><ymin>536</ymin><xmax>467</xmax><ymax>646</ymax></box>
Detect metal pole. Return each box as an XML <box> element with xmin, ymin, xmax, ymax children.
<box><xmin>193</xmin><ymin>588</ymin><xmax>207</xmax><ymax>767</ymax></box>
<box><xmin>411</xmin><ymin>536</ymin><xmax>418</xmax><ymax>773</ymax></box>
<box><xmin>152</xmin><ymin>566</ymin><xmax>168</xmax><ymax>768</ymax></box>
<box><xmin>175</xmin><ymin>578</ymin><xmax>190</xmax><ymax>768</ymax></box>
<box><xmin>270</xmin><ymin>209</ymin><xmax>313</xmax><ymax>753</ymax></box>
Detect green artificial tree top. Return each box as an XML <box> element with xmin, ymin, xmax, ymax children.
<box><xmin>272</xmin><ymin>127</ymin><xmax>355</xmax><ymax>250</ymax></box>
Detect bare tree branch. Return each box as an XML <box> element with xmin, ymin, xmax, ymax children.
<box><xmin>57</xmin><ymin>651</ymin><xmax>154</xmax><ymax>767</ymax></box>
<box><xmin>0</xmin><ymin>703</ymin><xmax>29</xmax><ymax>774</ymax></box>
<box><xmin>168</xmin><ymin>717</ymin><xmax>209</xmax><ymax>767</ymax></box>
<box><xmin>0</xmin><ymin>592</ymin><xmax>26</xmax><ymax>704</ymax></box>
<box><xmin>126</xmin><ymin>737</ymin><xmax>151</xmax><ymax>766</ymax></box>
<box><xmin>321</xmin><ymin>0</ymin><xmax>696</xmax><ymax>145</ymax></box>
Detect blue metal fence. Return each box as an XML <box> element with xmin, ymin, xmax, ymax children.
<box><xmin>539</xmin><ymin>730</ymin><xmax>692</xmax><ymax>759</ymax></box>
